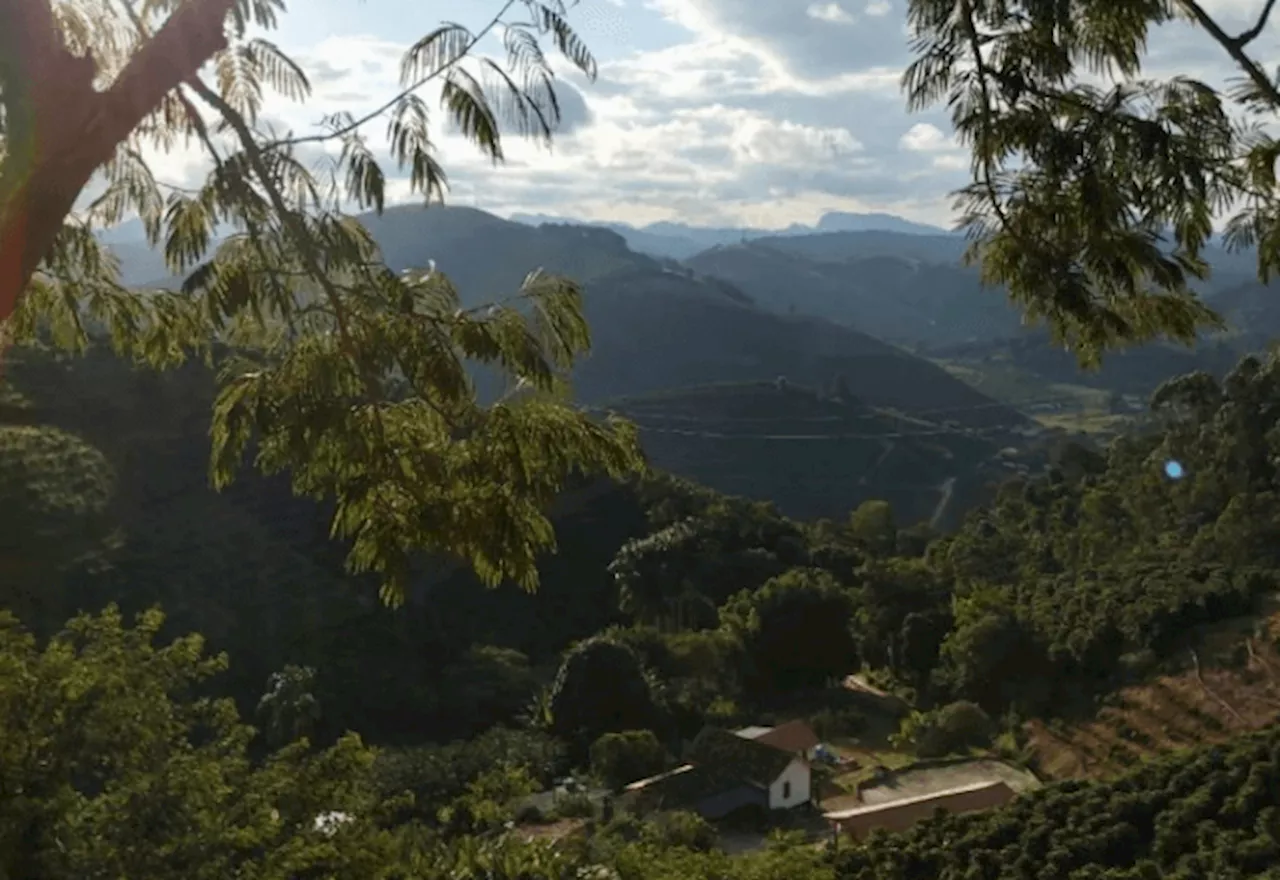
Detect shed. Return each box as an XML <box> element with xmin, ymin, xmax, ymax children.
<box><xmin>825</xmin><ymin>780</ymin><xmax>1016</xmax><ymax>840</ymax></box>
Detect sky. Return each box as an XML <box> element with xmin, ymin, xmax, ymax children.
<box><xmin>134</xmin><ymin>0</ymin><xmax>1280</xmax><ymax>230</ymax></box>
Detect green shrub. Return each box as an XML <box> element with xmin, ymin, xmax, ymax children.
<box><xmin>590</xmin><ymin>730</ymin><xmax>668</xmax><ymax>790</ymax></box>
<box><xmin>645</xmin><ymin>810</ymin><xmax>718</xmax><ymax>852</ymax></box>
<box><xmin>514</xmin><ymin>803</ymin><xmax>548</xmax><ymax>825</ymax></box>
<box><xmin>893</xmin><ymin>700</ymin><xmax>993</xmax><ymax>757</ymax></box>
<box><xmin>557</xmin><ymin>792</ymin><xmax>596</xmax><ymax>818</ymax></box>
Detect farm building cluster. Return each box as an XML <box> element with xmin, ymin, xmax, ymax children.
<box><xmin>616</xmin><ymin>719</ymin><xmax>1028</xmax><ymax>842</ymax></box>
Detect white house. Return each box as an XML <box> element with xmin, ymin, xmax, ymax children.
<box><xmin>623</xmin><ymin>726</ymin><xmax>812</xmax><ymax>820</ymax></box>
<box><xmin>767</xmin><ymin>753</ymin><xmax>811</xmax><ymax>810</ymax></box>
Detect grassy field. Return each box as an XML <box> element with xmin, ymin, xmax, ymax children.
<box><xmin>936</xmin><ymin>359</ymin><xmax>1142</xmax><ymax>439</ymax></box>
<box><xmin>1033</xmin><ymin>410</ymin><xmax>1135</xmax><ymax>437</ymax></box>
<box><xmin>934</xmin><ymin>361</ymin><xmax>1107</xmax><ymax>408</ymax></box>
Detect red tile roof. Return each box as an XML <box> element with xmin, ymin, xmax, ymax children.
<box><xmin>749</xmin><ymin>720</ymin><xmax>820</xmax><ymax>754</ymax></box>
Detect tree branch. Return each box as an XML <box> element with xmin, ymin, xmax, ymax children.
<box><xmin>1180</xmin><ymin>0</ymin><xmax>1280</xmax><ymax>107</ymax></box>
<box><xmin>1233</xmin><ymin>0</ymin><xmax>1278</xmax><ymax>47</ymax></box>
<box><xmin>0</xmin><ymin>0</ymin><xmax>234</xmax><ymax>328</ymax></box>
<box><xmin>269</xmin><ymin>0</ymin><xmax>517</xmax><ymax>151</ymax></box>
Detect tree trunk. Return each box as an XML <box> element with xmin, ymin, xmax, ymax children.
<box><xmin>0</xmin><ymin>0</ymin><xmax>235</xmax><ymax>325</ymax></box>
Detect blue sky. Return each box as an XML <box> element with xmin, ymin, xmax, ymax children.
<box><xmin>134</xmin><ymin>0</ymin><xmax>1280</xmax><ymax>230</ymax></box>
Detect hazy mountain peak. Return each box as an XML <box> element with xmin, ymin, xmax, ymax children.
<box><xmin>507</xmin><ymin>210</ymin><xmax>952</xmax><ymax>259</ymax></box>
<box><xmin>814</xmin><ymin>211</ymin><xmax>951</xmax><ymax>236</ymax></box>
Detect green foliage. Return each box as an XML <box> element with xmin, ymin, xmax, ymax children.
<box><xmin>369</xmin><ymin>727</ymin><xmax>564</xmax><ymax>824</ymax></box>
<box><xmin>436</xmin><ymin>763</ymin><xmax>539</xmax><ymax>835</ymax></box>
<box><xmin>549</xmin><ymin>635</ymin><xmax>660</xmax><ymax>748</ymax></box>
<box><xmin>597</xmin><ymin>810</ymin><xmax>719</xmax><ymax>853</ymax></box>
<box><xmin>808</xmin><ymin>705</ymin><xmax>868</xmax><ymax>741</ymax></box>
<box><xmin>554</xmin><ymin>791</ymin><xmax>596</xmax><ymax>819</ymax></box>
<box><xmin>849</xmin><ymin>556</ymin><xmax>952</xmax><ymax>680</ymax></box>
<box><xmin>902</xmin><ymin>0</ymin><xmax>1280</xmax><ymax>361</ymax></box>
<box><xmin>590</xmin><ymin>730</ymin><xmax>668</xmax><ymax>790</ymax></box>
<box><xmin>892</xmin><ymin>700</ymin><xmax>993</xmax><ymax>757</ymax></box>
<box><xmin>256</xmin><ymin>663</ymin><xmax>322</xmax><ymax>749</ymax></box>
<box><xmin>12</xmin><ymin>0</ymin><xmax>647</xmax><ymax>604</ymax></box>
<box><xmin>835</xmin><ymin>725</ymin><xmax>1280</xmax><ymax>880</ymax></box>
<box><xmin>438</xmin><ymin>645</ymin><xmax>539</xmax><ymax>734</ymax></box>
<box><xmin>0</xmin><ymin>605</ymin><xmax>402</xmax><ymax>879</ymax></box>
<box><xmin>0</xmin><ymin>342</ymin><xmax>673</xmax><ymax>746</ymax></box>
<box><xmin>720</xmin><ymin>567</ymin><xmax>858</xmax><ymax>695</ymax></box>
<box><xmin>610</xmin><ymin>498</ymin><xmax>807</xmax><ymax>631</ymax></box>
<box><xmin>847</xmin><ymin>500</ymin><xmax>896</xmax><ymax>557</ymax></box>
<box><xmin>0</xmin><ymin>424</ymin><xmax>120</xmax><ymax>618</ymax></box>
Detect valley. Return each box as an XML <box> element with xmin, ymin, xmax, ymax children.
<box><xmin>6</xmin><ymin>204</ymin><xmax>1280</xmax><ymax>877</ymax></box>
<box><xmin>10</xmin><ymin>2</ymin><xmax>1280</xmax><ymax>870</ymax></box>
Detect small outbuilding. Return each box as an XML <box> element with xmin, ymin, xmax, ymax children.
<box><xmin>825</xmin><ymin>780</ymin><xmax>1016</xmax><ymax>840</ymax></box>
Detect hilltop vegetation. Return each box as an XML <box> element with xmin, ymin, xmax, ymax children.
<box><xmin>7</xmin><ymin>340</ymin><xmax>1280</xmax><ymax>877</ymax></box>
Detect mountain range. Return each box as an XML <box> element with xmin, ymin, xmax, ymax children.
<box><xmin>507</xmin><ymin>210</ymin><xmax>953</xmax><ymax>259</ymax></box>
<box><xmin>91</xmin><ymin>203</ymin><xmax>1280</xmax><ymax>524</ymax></box>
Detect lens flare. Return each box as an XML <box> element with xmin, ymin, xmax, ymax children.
<box><xmin>1164</xmin><ymin>460</ymin><xmax>1185</xmax><ymax>480</ymax></box>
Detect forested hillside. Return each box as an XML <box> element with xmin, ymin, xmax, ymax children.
<box><xmin>108</xmin><ymin>205</ymin><xmax>1026</xmax><ymax>432</ymax></box>
<box><xmin>10</xmin><ymin>0</ymin><xmax>1280</xmax><ymax>876</ymax></box>
<box><xmin>601</xmin><ymin>381</ymin><xmax>1014</xmax><ymax>524</ymax></box>
<box><xmin>8</xmin><ymin>324</ymin><xmax>1280</xmax><ymax>877</ymax></box>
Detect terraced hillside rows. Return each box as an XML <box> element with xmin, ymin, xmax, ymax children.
<box><xmin>599</xmin><ymin>382</ymin><xmax>1013</xmax><ymax>524</ymax></box>
<box><xmin>1028</xmin><ymin>607</ymin><xmax>1280</xmax><ymax>781</ymax></box>
<box><xmin>834</xmin><ymin>722</ymin><xmax>1280</xmax><ymax>880</ymax></box>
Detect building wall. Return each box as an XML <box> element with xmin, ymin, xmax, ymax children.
<box><xmin>695</xmin><ymin>785</ymin><xmax>768</xmax><ymax>820</ymax></box>
<box><xmin>835</xmin><ymin>782</ymin><xmax>1015</xmax><ymax>840</ymax></box>
<box><xmin>768</xmin><ymin>759</ymin><xmax>811</xmax><ymax>810</ymax></box>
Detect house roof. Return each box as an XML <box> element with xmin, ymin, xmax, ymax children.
<box><xmin>735</xmin><ymin>726</ymin><xmax>774</xmax><ymax>739</ymax></box>
<box><xmin>749</xmin><ymin>720</ymin><xmax>820</xmax><ymax>754</ymax></box>
<box><xmin>623</xmin><ymin>764</ymin><xmax>696</xmax><ymax>793</ymax></box>
<box><xmin>633</xmin><ymin>763</ymin><xmax>766</xmax><ymax>806</ymax></box>
<box><xmin>824</xmin><ymin>780</ymin><xmax>1013</xmax><ymax>821</ymax></box>
<box><xmin>689</xmin><ymin>727</ymin><xmax>799</xmax><ymax>788</ymax></box>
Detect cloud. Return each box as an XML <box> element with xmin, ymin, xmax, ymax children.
<box><xmin>648</xmin><ymin>0</ymin><xmax>910</xmax><ymax>81</ymax></box>
<box><xmin>806</xmin><ymin>3</ymin><xmax>855</xmax><ymax>25</ymax></box>
<box><xmin>85</xmin><ymin>0</ymin><xmax>1279</xmax><ymax>236</ymax></box>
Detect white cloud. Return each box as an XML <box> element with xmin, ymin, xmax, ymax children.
<box><xmin>898</xmin><ymin>122</ymin><xmax>953</xmax><ymax>152</ymax></box>
<box><xmin>84</xmin><ymin>0</ymin><xmax>1280</xmax><ymax>235</ymax></box>
<box><xmin>806</xmin><ymin>2</ymin><xmax>855</xmax><ymax>24</ymax></box>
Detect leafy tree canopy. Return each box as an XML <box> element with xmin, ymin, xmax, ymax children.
<box><xmin>0</xmin><ymin>0</ymin><xmax>645</xmax><ymax>604</ymax></box>
<box><xmin>0</xmin><ymin>605</ymin><xmax>403</xmax><ymax>880</ymax></box>
<box><xmin>548</xmin><ymin>634</ymin><xmax>659</xmax><ymax>747</ymax></box>
<box><xmin>905</xmin><ymin>0</ymin><xmax>1280</xmax><ymax>362</ymax></box>
<box><xmin>0</xmin><ymin>424</ymin><xmax>119</xmax><ymax>605</ymax></box>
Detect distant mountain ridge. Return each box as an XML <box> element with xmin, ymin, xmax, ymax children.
<box><xmin>89</xmin><ymin>203</ymin><xmax>1030</xmax><ymax>520</ymax></box>
<box><xmin>508</xmin><ymin>210</ymin><xmax>953</xmax><ymax>259</ymax></box>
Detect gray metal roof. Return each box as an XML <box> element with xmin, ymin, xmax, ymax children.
<box><xmin>824</xmin><ymin>780</ymin><xmax>1012</xmax><ymax>820</ymax></box>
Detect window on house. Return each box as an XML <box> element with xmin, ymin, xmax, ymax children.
<box><xmin>783</xmin><ymin>781</ymin><xmax>792</xmax><ymax>799</ymax></box>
